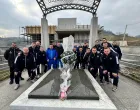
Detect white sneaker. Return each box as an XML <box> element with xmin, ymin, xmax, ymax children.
<box><xmin>36</xmin><ymin>75</ymin><xmax>40</xmax><ymax>79</ymax></box>
<box><xmin>14</xmin><ymin>84</ymin><xmax>20</xmax><ymax>90</ymax></box>
<box><xmin>112</xmin><ymin>86</ymin><xmax>117</xmax><ymax>92</ymax></box>
<box><xmin>31</xmin><ymin>79</ymin><xmax>36</xmax><ymax>83</ymax></box>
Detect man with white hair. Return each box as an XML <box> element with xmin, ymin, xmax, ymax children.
<box><xmin>14</xmin><ymin>47</ymin><xmax>36</xmax><ymax>90</ymax></box>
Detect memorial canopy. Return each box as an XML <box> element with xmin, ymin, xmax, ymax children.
<box><xmin>36</xmin><ymin>0</ymin><xmax>101</xmax><ymax>17</ymax></box>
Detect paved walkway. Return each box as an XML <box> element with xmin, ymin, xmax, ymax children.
<box><xmin>0</xmin><ymin>72</ymin><xmax>140</xmax><ymax>110</ymax></box>
<box><xmin>99</xmin><ymin>74</ymin><xmax>140</xmax><ymax>110</ymax></box>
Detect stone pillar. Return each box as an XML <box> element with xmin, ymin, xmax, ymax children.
<box><xmin>54</xmin><ymin>33</ymin><xmax>58</xmax><ymax>41</ymax></box>
<box><xmin>41</xmin><ymin>18</ymin><xmax>49</xmax><ymax>50</ymax></box>
<box><xmin>89</xmin><ymin>16</ymin><xmax>98</xmax><ymax>48</ymax></box>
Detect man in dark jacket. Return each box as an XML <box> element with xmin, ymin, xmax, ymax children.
<box><xmin>73</xmin><ymin>47</ymin><xmax>77</xmax><ymax>54</ymax></box>
<box><xmin>46</xmin><ymin>44</ymin><xmax>58</xmax><ymax>70</ymax></box>
<box><xmin>112</xmin><ymin>41</ymin><xmax>122</xmax><ymax>60</ymax></box>
<box><xmin>101</xmin><ymin>47</ymin><xmax>119</xmax><ymax>92</ymax></box>
<box><xmin>4</xmin><ymin>42</ymin><xmax>21</xmax><ymax>84</ymax></box>
<box><xmin>35</xmin><ymin>41</ymin><xmax>41</xmax><ymax>53</ymax></box>
<box><xmin>36</xmin><ymin>46</ymin><xmax>47</xmax><ymax>74</ymax></box>
<box><xmin>82</xmin><ymin>43</ymin><xmax>88</xmax><ymax>54</ymax></box>
<box><xmin>101</xmin><ymin>38</ymin><xmax>113</xmax><ymax>47</ymax></box>
<box><xmin>74</xmin><ymin>47</ymin><xmax>84</xmax><ymax>69</ymax></box>
<box><xmin>89</xmin><ymin>47</ymin><xmax>101</xmax><ymax>78</ymax></box>
<box><xmin>55</xmin><ymin>43</ymin><xmax>64</xmax><ymax>68</ymax></box>
<box><xmin>94</xmin><ymin>40</ymin><xmax>102</xmax><ymax>52</ymax></box>
<box><xmin>14</xmin><ymin>47</ymin><xmax>36</xmax><ymax>90</ymax></box>
<box><xmin>82</xmin><ymin>48</ymin><xmax>91</xmax><ymax>69</ymax></box>
<box><xmin>29</xmin><ymin>41</ymin><xmax>36</xmax><ymax>56</ymax></box>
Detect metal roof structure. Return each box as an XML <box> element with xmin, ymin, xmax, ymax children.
<box><xmin>36</xmin><ymin>0</ymin><xmax>101</xmax><ymax>18</ymax></box>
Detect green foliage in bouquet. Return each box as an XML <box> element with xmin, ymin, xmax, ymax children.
<box><xmin>61</xmin><ymin>51</ymin><xmax>77</xmax><ymax>65</ymax></box>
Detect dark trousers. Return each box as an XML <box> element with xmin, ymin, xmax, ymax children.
<box><xmin>113</xmin><ymin>75</ymin><xmax>119</xmax><ymax>87</ymax></box>
<box><xmin>37</xmin><ymin>65</ymin><xmax>40</xmax><ymax>75</ymax></box>
<box><xmin>90</xmin><ymin>68</ymin><xmax>98</xmax><ymax>78</ymax></box>
<box><xmin>82</xmin><ymin>61</ymin><xmax>88</xmax><ymax>69</ymax></box>
<box><xmin>109</xmin><ymin>72</ymin><xmax>113</xmax><ymax>79</ymax></box>
<box><xmin>15</xmin><ymin>69</ymin><xmax>36</xmax><ymax>84</ymax></box>
<box><xmin>99</xmin><ymin>67</ymin><xmax>109</xmax><ymax>82</ymax></box>
<box><xmin>37</xmin><ymin>64</ymin><xmax>48</xmax><ymax>74</ymax></box>
<box><xmin>108</xmin><ymin>71</ymin><xmax>119</xmax><ymax>86</ymax></box>
<box><xmin>74</xmin><ymin>60</ymin><xmax>82</xmax><ymax>69</ymax></box>
<box><xmin>10</xmin><ymin>66</ymin><xmax>15</xmax><ymax>81</ymax></box>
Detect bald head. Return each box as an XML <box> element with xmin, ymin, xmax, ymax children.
<box><xmin>23</xmin><ymin>47</ymin><xmax>29</xmax><ymax>56</ymax></box>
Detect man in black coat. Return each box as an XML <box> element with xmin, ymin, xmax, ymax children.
<box><xmin>101</xmin><ymin>47</ymin><xmax>119</xmax><ymax>91</ymax></box>
<box><xmin>88</xmin><ymin>47</ymin><xmax>101</xmax><ymax>78</ymax></box>
<box><xmin>36</xmin><ymin>46</ymin><xmax>47</xmax><ymax>74</ymax></box>
<box><xmin>82</xmin><ymin>43</ymin><xmax>88</xmax><ymax>54</ymax></box>
<box><xmin>74</xmin><ymin>47</ymin><xmax>84</xmax><ymax>69</ymax></box>
<box><xmin>94</xmin><ymin>40</ymin><xmax>102</xmax><ymax>52</ymax></box>
<box><xmin>73</xmin><ymin>47</ymin><xmax>77</xmax><ymax>54</ymax></box>
<box><xmin>101</xmin><ymin>38</ymin><xmax>113</xmax><ymax>47</ymax></box>
<box><xmin>35</xmin><ymin>41</ymin><xmax>41</xmax><ymax>53</ymax></box>
<box><xmin>14</xmin><ymin>47</ymin><xmax>36</xmax><ymax>90</ymax></box>
<box><xmin>82</xmin><ymin>48</ymin><xmax>91</xmax><ymax>69</ymax></box>
<box><xmin>29</xmin><ymin>41</ymin><xmax>36</xmax><ymax>57</ymax></box>
<box><xmin>112</xmin><ymin>41</ymin><xmax>122</xmax><ymax>60</ymax></box>
<box><xmin>55</xmin><ymin>43</ymin><xmax>64</xmax><ymax>68</ymax></box>
<box><xmin>4</xmin><ymin>42</ymin><xmax>21</xmax><ymax>84</ymax></box>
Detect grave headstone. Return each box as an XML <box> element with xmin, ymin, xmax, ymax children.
<box><xmin>63</xmin><ymin>35</ymin><xmax>74</xmax><ymax>51</ymax></box>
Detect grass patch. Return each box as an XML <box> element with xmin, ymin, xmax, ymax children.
<box><xmin>120</xmin><ymin>67</ymin><xmax>140</xmax><ymax>83</ymax></box>
<box><xmin>0</xmin><ymin>70</ymin><xmax>10</xmax><ymax>81</ymax></box>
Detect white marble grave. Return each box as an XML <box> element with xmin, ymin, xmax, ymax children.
<box><xmin>10</xmin><ymin>69</ymin><xmax>117</xmax><ymax>110</ymax></box>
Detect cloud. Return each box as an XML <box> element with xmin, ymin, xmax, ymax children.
<box><xmin>0</xmin><ymin>0</ymin><xmax>140</xmax><ymax>37</ymax></box>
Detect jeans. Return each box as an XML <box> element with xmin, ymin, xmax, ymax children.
<box><xmin>48</xmin><ymin>59</ymin><xmax>57</xmax><ymax>70</ymax></box>
<box><xmin>57</xmin><ymin>59</ymin><xmax>63</xmax><ymax>68</ymax></box>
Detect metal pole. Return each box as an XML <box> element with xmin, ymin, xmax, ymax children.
<box><xmin>123</xmin><ymin>25</ymin><xmax>128</xmax><ymax>41</ymax></box>
<box><xmin>19</xmin><ymin>26</ymin><xmax>20</xmax><ymax>39</ymax></box>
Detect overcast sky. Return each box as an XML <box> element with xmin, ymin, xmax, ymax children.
<box><xmin>0</xmin><ymin>0</ymin><xmax>140</xmax><ymax>37</ymax></box>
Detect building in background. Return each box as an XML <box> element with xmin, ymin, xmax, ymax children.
<box><xmin>23</xmin><ymin>18</ymin><xmax>102</xmax><ymax>44</ymax></box>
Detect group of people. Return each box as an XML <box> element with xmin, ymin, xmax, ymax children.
<box><xmin>73</xmin><ymin>38</ymin><xmax>122</xmax><ymax>91</ymax></box>
<box><xmin>4</xmin><ymin>38</ymin><xmax>122</xmax><ymax>92</ymax></box>
<box><xmin>4</xmin><ymin>41</ymin><xmax>64</xmax><ymax>90</ymax></box>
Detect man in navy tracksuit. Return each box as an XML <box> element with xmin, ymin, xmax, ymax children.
<box><xmin>82</xmin><ymin>48</ymin><xmax>91</xmax><ymax>69</ymax></box>
<box><xmin>46</xmin><ymin>44</ymin><xmax>58</xmax><ymax>70</ymax></box>
<box><xmin>112</xmin><ymin>41</ymin><xmax>122</xmax><ymax>60</ymax></box>
<box><xmin>36</xmin><ymin>46</ymin><xmax>47</xmax><ymax>74</ymax></box>
<box><xmin>14</xmin><ymin>47</ymin><xmax>36</xmax><ymax>90</ymax></box>
<box><xmin>74</xmin><ymin>47</ymin><xmax>84</xmax><ymax>69</ymax></box>
<box><xmin>101</xmin><ymin>38</ymin><xmax>113</xmax><ymax>47</ymax></box>
<box><xmin>88</xmin><ymin>47</ymin><xmax>101</xmax><ymax>78</ymax></box>
<box><xmin>101</xmin><ymin>47</ymin><xmax>119</xmax><ymax>92</ymax></box>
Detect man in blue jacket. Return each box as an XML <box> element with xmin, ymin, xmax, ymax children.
<box><xmin>46</xmin><ymin>44</ymin><xmax>58</xmax><ymax>70</ymax></box>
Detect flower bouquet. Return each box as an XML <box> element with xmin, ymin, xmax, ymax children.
<box><xmin>59</xmin><ymin>51</ymin><xmax>77</xmax><ymax>100</ymax></box>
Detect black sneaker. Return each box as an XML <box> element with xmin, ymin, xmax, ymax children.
<box><xmin>100</xmin><ymin>81</ymin><xmax>104</xmax><ymax>85</ymax></box>
<box><xmin>20</xmin><ymin>77</ymin><xmax>24</xmax><ymax>80</ymax></box>
<box><xmin>9</xmin><ymin>80</ymin><xmax>13</xmax><ymax>85</ymax></box>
